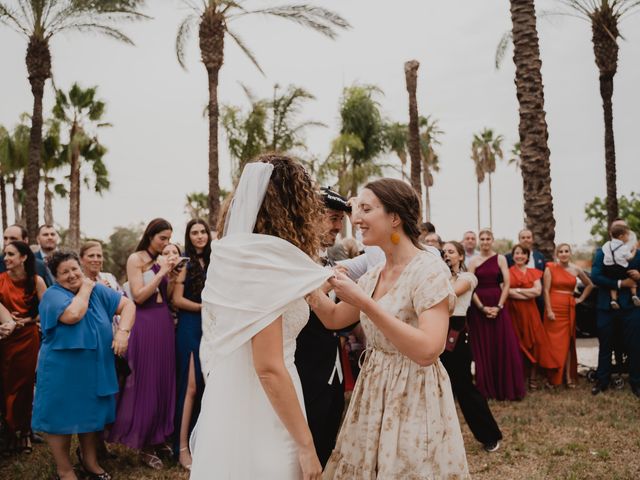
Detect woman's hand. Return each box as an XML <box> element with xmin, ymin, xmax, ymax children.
<box><xmin>329</xmin><ymin>272</ymin><xmax>368</xmax><ymax>310</ymax></box>
<box><xmin>547</xmin><ymin>310</ymin><xmax>556</xmax><ymax>321</ymax></box>
<box><xmin>484</xmin><ymin>306</ymin><xmax>499</xmax><ymax>319</ymax></box>
<box><xmin>157</xmin><ymin>254</ymin><xmax>177</xmax><ymax>275</ymax></box>
<box><xmin>82</xmin><ymin>277</ymin><xmax>96</xmax><ymax>292</ymax></box>
<box><xmin>0</xmin><ymin>319</ymin><xmax>16</xmax><ymax>338</ymax></box>
<box><xmin>112</xmin><ymin>329</ymin><xmax>129</xmax><ymax>356</ymax></box>
<box><xmin>298</xmin><ymin>445</ymin><xmax>322</xmax><ymax>480</ymax></box>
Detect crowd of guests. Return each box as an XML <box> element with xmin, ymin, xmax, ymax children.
<box><xmin>0</xmin><ymin>160</ymin><xmax>638</xmax><ymax>478</ymax></box>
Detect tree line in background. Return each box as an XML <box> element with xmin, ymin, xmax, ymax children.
<box><xmin>1</xmin><ymin>1</ymin><xmax>639</xmax><ymax>259</ymax></box>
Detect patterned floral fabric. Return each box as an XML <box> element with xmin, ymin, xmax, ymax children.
<box><xmin>324</xmin><ymin>251</ymin><xmax>470</xmax><ymax>479</ymax></box>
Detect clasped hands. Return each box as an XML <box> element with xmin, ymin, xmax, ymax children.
<box><xmin>314</xmin><ymin>266</ymin><xmax>368</xmax><ymax>309</ymax></box>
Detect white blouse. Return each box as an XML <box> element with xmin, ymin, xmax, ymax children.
<box><xmin>451</xmin><ymin>271</ymin><xmax>478</xmax><ymax>317</ymax></box>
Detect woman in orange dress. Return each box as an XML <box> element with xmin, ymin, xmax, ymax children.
<box><xmin>543</xmin><ymin>243</ymin><xmax>593</xmax><ymax>387</ymax></box>
<box><xmin>508</xmin><ymin>244</ymin><xmax>556</xmax><ymax>390</ymax></box>
<box><xmin>0</xmin><ymin>241</ymin><xmax>46</xmax><ymax>454</ymax></box>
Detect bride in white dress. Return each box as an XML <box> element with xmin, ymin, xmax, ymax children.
<box><xmin>190</xmin><ymin>156</ymin><xmax>331</xmax><ymax>480</ymax></box>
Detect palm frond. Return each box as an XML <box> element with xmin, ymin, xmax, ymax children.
<box><xmin>0</xmin><ymin>2</ymin><xmax>30</xmax><ymax>35</ymax></box>
<box><xmin>52</xmin><ymin>23</ymin><xmax>135</xmax><ymax>44</ymax></box>
<box><xmin>494</xmin><ymin>30</ymin><xmax>512</xmax><ymax>70</ymax></box>
<box><xmin>235</xmin><ymin>5</ymin><xmax>350</xmax><ymax>39</ymax></box>
<box><xmin>176</xmin><ymin>14</ymin><xmax>199</xmax><ymax>70</ymax></box>
<box><xmin>227</xmin><ymin>28</ymin><xmax>264</xmax><ymax>75</ymax></box>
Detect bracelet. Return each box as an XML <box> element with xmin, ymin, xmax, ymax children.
<box><xmin>497</xmin><ymin>304</ymin><xmax>504</xmax><ymax>310</ymax></box>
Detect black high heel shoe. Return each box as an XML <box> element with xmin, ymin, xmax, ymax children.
<box><xmin>76</xmin><ymin>446</ymin><xmax>112</xmax><ymax>480</ymax></box>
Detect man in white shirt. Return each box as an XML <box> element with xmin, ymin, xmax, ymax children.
<box><xmin>462</xmin><ymin>231</ymin><xmax>478</xmax><ymax>266</ymax></box>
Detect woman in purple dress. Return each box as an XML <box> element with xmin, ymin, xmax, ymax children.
<box><xmin>108</xmin><ymin>218</ymin><xmax>178</xmax><ymax>469</ymax></box>
<box><xmin>467</xmin><ymin>229</ymin><xmax>525</xmax><ymax>401</ymax></box>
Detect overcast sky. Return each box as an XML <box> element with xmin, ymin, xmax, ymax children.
<box><xmin>1</xmin><ymin>0</ymin><xmax>639</xmax><ymax>246</ymax></box>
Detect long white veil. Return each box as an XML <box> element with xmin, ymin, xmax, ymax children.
<box><xmin>190</xmin><ymin>162</ymin><xmax>331</xmax><ymax>478</ymax></box>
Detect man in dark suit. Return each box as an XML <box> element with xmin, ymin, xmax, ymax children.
<box><xmin>590</xmin><ymin>220</ymin><xmax>640</xmax><ymax>398</ymax></box>
<box><xmin>34</xmin><ymin>224</ymin><xmax>59</xmax><ymax>263</ymax></box>
<box><xmin>295</xmin><ymin>187</ymin><xmax>353</xmax><ymax>467</ymax></box>
<box><xmin>0</xmin><ymin>225</ymin><xmax>54</xmax><ymax>286</ymax></box>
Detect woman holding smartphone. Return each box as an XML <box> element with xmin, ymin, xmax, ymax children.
<box><xmin>108</xmin><ymin>219</ymin><xmax>177</xmax><ymax>470</ymax></box>
<box><xmin>171</xmin><ymin>219</ymin><xmax>212</xmax><ymax>471</ymax></box>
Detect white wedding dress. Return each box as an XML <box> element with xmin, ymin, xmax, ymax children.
<box><xmin>190</xmin><ymin>298</ymin><xmax>310</xmax><ymax>479</ymax></box>
<box><xmin>189</xmin><ymin>162</ymin><xmax>330</xmax><ymax>480</ymax></box>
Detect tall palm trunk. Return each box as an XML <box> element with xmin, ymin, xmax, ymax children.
<box><xmin>11</xmin><ymin>179</ymin><xmax>22</xmax><ymax>225</ymax></box>
<box><xmin>424</xmin><ymin>185</ymin><xmax>431</xmax><ymax>222</ymax></box>
<box><xmin>0</xmin><ymin>176</ymin><xmax>7</xmax><ymax>231</ymax></box>
<box><xmin>404</xmin><ymin>61</ymin><xmax>422</xmax><ymax>202</ymax></box>
<box><xmin>43</xmin><ymin>177</ymin><xmax>54</xmax><ymax>226</ymax></box>
<box><xmin>591</xmin><ymin>12</ymin><xmax>619</xmax><ymax>226</ymax></box>
<box><xmin>200</xmin><ymin>8</ymin><xmax>225</xmax><ymax>228</ymax></box>
<box><xmin>509</xmin><ymin>0</ymin><xmax>556</xmax><ymax>259</ymax></box>
<box><xmin>24</xmin><ymin>36</ymin><xmax>52</xmax><ymax>242</ymax></box>
<box><xmin>67</xmin><ymin>123</ymin><xmax>82</xmax><ymax>250</ymax></box>
<box><xmin>476</xmin><ymin>182</ymin><xmax>481</xmax><ymax>232</ymax></box>
<box><xmin>488</xmin><ymin>173</ymin><xmax>493</xmax><ymax>230</ymax></box>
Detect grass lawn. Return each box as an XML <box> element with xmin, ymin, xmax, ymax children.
<box><xmin>1</xmin><ymin>381</ymin><xmax>638</xmax><ymax>479</ymax></box>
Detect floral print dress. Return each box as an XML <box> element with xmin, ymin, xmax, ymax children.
<box><xmin>323</xmin><ymin>251</ymin><xmax>470</xmax><ymax>479</ymax></box>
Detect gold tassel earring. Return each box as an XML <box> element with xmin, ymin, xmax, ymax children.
<box><xmin>390</xmin><ymin>231</ymin><xmax>400</xmax><ymax>245</ymax></box>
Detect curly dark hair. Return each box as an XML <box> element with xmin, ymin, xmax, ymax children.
<box><xmin>364</xmin><ymin>178</ymin><xmax>423</xmax><ymax>249</ymax></box>
<box><xmin>217</xmin><ymin>153</ymin><xmax>323</xmax><ymax>257</ymax></box>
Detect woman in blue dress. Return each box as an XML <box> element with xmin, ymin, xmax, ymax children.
<box><xmin>32</xmin><ymin>252</ymin><xmax>135</xmax><ymax>480</ymax></box>
<box><xmin>171</xmin><ymin>219</ymin><xmax>212</xmax><ymax>471</ymax></box>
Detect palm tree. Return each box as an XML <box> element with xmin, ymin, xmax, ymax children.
<box><xmin>508</xmin><ymin>142</ymin><xmax>522</xmax><ymax>170</ymax></box>
<box><xmin>471</xmin><ymin>129</ymin><xmax>504</xmax><ymax>231</ymax></box>
<box><xmin>0</xmin><ymin>125</ymin><xmax>10</xmax><ymax>230</ymax></box>
<box><xmin>509</xmin><ymin>0</ymin><xmax>556</xmax><ymax>258</ymax></box>
<box><xmin>0</xmin><ymin>118</ymin><xmax>31</xmax><ymax>226</ymax></box>
<box><xmin>175</xmin><ymin>1</ymin><xmax>350</xmax><ymax>227</ymax></box>
<box><xmin>53</xmin><ymin>83</ymin><xmax>111</xmax><ymax>250</ymax></box>
<box><xmin>419</xmin><ymin>116</ymin><xmax>443</xmax><ymax>222</ymax></box>
<box><xmin>41</xmin><ymin>119</ymin><xmax>67</xmax><ymax>225</ymax></box>
<box><xmin>384</xmin><ymin>122</ymin><xmax>409</xmax><ymax>181</ymax></box>
<box><xmin>555</xmin><ymin>1</ymin><xmax>639</xmax><ymax>225</ymax></box>
<box><xmin>221</xmin><ymin>90</ymin><xmax>268</xmax><ymax>179</ymax></box>
<box><xmin>221</xmin><ymin>83</ymin><xmax>324</xmax><ymax>179</ymax></box>
<box><xmin>0</xmin><ymin>0</ymin><xmax>147</xmax><ymax>241</ymax></box>
<box><xmin>471</xmin><ymin>147</ymin><xmax>486</xmax><ymax>233</ymax></box>
<box><xmin>336</xmin><ymin>85</ymin><xmax>386</xmax><ymax>198</ymax></box>
<box><xmin>404</xmin><ymin>60</ymin><xmax>422</xmax><ymax>202</ymax></box>
<box><xmin>268</xmin><ymin>84</ymin><xmax>325</xmax><ymax>152</ymax></box>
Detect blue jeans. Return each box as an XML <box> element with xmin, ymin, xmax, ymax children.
<box><xmin>596</xmin><ymin>308</ymin><xmax>640</xmax><ymax>388</ymax></box>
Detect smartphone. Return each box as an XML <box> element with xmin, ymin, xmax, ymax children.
<box><xmin>174</xmin><ymin>257</ymin><xmax>189</xmax><ymax>271</ymax></box>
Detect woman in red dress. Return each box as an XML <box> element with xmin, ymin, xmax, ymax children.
<box><xmin>543</xmin><ymin>243</ymin><xmax>593</xmax><ymax>387</ymax></box>
<box><xmin>0</xmin><ymin>241</ymin><xmax>46</xmax><ymax>454</ymax></box>
<box><xmin>507</xmin><ymin>244</ymin><xmax>556</xmax><ymax>390</ymax></box>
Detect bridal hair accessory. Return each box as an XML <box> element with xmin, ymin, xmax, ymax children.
<box><xmin>223</xmin><ymin>162</ymin><xmax>274</xmax><ymax>237</ymax></box>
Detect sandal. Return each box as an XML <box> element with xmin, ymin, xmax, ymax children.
<box><xmin>179</xmin><ymin>446</ymin><xmax>192</xmax><ymax>471</ymax></box>
<box><xmin>156</xmin><ymin>443</ymin><xmax>174</xmax><ymax>458</ymax></box>
<box><xmin>20</xmin><ymin>434</ymin><xmax>33</xmax><ymax>454</ymax></box>
<box><xmin>140</xmin><ymin>451</ymin><xmax>164</xmax><ymax>470</ymax></box>
<box><xmin>528</xmin><ymin>379</ymin><xmax>539</xmax><ymax>391</ymax></box>
<box><xmin>566</xmin><ymin>381</ymin><xmax>577</xmax><ymax>389</ymax></box>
